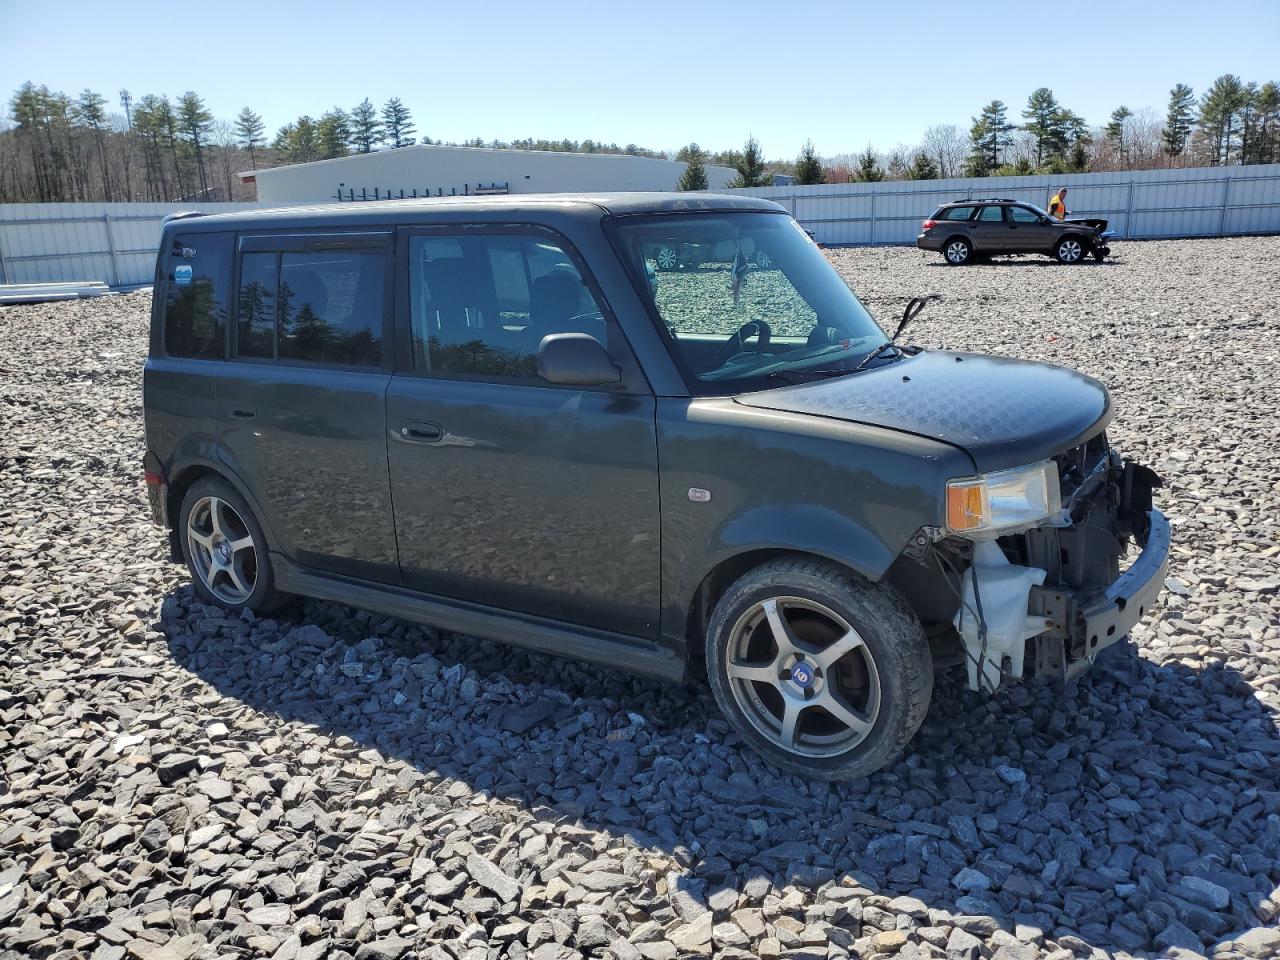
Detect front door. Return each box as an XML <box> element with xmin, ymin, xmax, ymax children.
<box><xmin>1006</xmin><ymin>204</ymin><xmax>1056</xmax><ymax>251</ymax></box>
<box><xmin>385</xmin><ymin>226</ymin><xmax>661</xmax><ymax>638</ymax></box>
<box><xmin>218</xmin><ymin>232</ymin><xmax>400</xmax><ymax>582</ymax></box>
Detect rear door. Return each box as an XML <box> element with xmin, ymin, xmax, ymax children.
<box><xmin>969</xmin><ymin>204</ymin><xmax>1007</xmax><ymax>252</ymax></box>
<box><xmin>385</xmin><ymin>224</ymin><xmax>661</xmax><ymax>638</ymax></box>
<box><xmin>217</xmin><ymin>231</ymin><xmax>400</xmax><ymax>583</ymax></box>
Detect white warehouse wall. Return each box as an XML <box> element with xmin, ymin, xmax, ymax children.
<box><xmin>249</xmin><ymin>144</ymin><xmax>737</xmax><ymax>205</ymax></box>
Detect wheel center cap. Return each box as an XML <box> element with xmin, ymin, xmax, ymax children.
<box><xmin>790</xmin><ymin>663</ymin><xmax>814</xmax><ymax>687</ymax></box>
<box><xmin>216</xmin><ymin>541</ymin><xmax>232</xmax><ymax>563</ymax></box>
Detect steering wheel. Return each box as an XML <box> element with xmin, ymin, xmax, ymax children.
<box><xmin>710</xmin><ymin>320</ymin><xmax>772</xmax><ymax>368</ymax></box>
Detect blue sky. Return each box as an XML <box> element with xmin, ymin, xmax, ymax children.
<box><xmin>2</xmin><ymin>0</ymin><xmax>1277</xmax><ymax>157</ymax></box>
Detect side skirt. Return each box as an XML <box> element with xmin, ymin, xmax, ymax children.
<box><xmin>271</xmin><ymin>554</ymin><xmax>685</xmax><ymax>683</ymax></box>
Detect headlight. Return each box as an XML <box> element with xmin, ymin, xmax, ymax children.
<box><xmin>946</xmin><ymin>461</ymin><xmax>1061</xmax><ymax>537</ymax></box>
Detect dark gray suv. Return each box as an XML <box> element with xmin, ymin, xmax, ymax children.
<box><xmin>917</xmin><ymin>199</ymin><xmax>1112</xmax><ymax>265</ymax></box>
<box><xmin>144</xmin><ymin>193</ymin><xmax>1166</xmax><ymax>779</ymax></box>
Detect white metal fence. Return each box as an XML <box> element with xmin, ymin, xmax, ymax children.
<box><xmin>0</xmin><ymin>202</ymin><xmax>257</xmax><ymax>287</ymax></box>
<box><xmin>734</xmin><ymin>163</ymin><xmax>1280</xmax><ymax>246</ymax></box>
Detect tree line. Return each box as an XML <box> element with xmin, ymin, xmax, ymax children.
<box><xmin>681</xmin><ymin>74</ymin><xmax>1278</xmax><ymax>190</ymax></box>
<box><xmin>1</xmin><ymin>73</ymin><xmax>1276</xmax><ymax>202</ymax></box>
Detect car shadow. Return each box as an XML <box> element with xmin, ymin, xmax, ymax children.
<box><xmin>923</xmin><ymin>259</ymin><xmax>1120</xmax><ymax>268</ymax></box>
<box><xmin>162</xmin><ymin>589</ymin><xmax>1280</xmax><ymax>958</ymax></box>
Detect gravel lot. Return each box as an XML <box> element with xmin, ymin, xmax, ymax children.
<box><xmin>3</xmin><ymin>237</ymin><xmax>1280</xmax><ymax>960</ymax></box>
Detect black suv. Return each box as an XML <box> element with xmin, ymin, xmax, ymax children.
<box><xmin>917</xmin><ymin>198</ymin><xmax>1112</xmax><ymax>265</ymax></box>
<box><xmin>144</xmin><ymin>193</ymin><xmax>1165</xmax><ymax>779</ymax></box>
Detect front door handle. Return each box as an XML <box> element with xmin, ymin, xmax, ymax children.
<box><xmin>231</xmin><ymin>408</ymin><xmax>256</xmax><ymax>419</ymax></box>
<box><xmin>398</xmin><ymin>420</ymin><xmax>443</xmax><ymax>443</ymax></box>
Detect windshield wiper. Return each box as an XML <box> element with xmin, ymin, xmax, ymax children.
<box><xmin>852</xmin><ymin>294</ymin><xmax>940</xmax><ymax>372</ymax></box>
<box><xmin>765</xmin><ymin>367</ymin><xmax>856</xmax><ymax>383</ymax></box>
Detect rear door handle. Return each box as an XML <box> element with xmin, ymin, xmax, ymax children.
<box><xmin>398</xmin><ymin>420</ymin><xmax>443</xmax><ymax>443</ymax></box>
<box><xmin>231</xmin><ymin>408</ymin><xmax>256</xmax><ymax>419</ymax></box>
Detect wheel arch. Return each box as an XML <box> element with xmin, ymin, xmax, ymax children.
<box><xmin>683</xmin><ymin>546</ymin><xmax>885</xmax><ymax>668</ymax></box>
<box><xmin>941</xmin><ymin>233</ymin><xmax>972</xmax><ymax>261</ymax></box>
<box><xmin>166</xmin><ymin>458</ymin><xmax>284</xmax><ymax>557</ymax></box>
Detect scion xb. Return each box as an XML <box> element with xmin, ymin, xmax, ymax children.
<box><xmin>143</xmin><ymin>193</ymin><xmax>1167</xmax><ymax>779</ymax></box>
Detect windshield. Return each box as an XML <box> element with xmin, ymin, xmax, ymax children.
<box><xmin>612</xmin><ymin>212</ymin><xmax>886</xmax><ymax>391</ymax></box>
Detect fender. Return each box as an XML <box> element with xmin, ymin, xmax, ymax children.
<box><xmin>165</xmin><ymin>447</ymin><xmax>292</xmax><ymax>561</ymax></box>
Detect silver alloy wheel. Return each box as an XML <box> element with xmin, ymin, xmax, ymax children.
<box><xmin>186</xmin><ymin>495</ymin><xmax>257</xmax><ymax>605</ymax></box>
<box><xmin>656</xmin><ymin>245</ymin><xmax>679</xmax><ymax>270</ymax></box>
<box><xmin>726</xmin><ymin>596</ymin><xmax>881</xmax><ymax>758</ymax></box>
<box><xmin>946</xmin><ymin>241</ymin><xmax>969</xmax><ymax>263</ymax></box>
<box><xmin>1059</xmin><ymin>238</ymin><xmax>1083</xmax><ymax>262</ymax></box>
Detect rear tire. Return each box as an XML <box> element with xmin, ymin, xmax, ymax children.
<box><xmin>179</xmin><ymin>477</ymin><xmax>285</xmax><ymax>614</ymax></box>
<box><xmin>943</xmin><ymin>237</ymin><xmax>972</xmax><ymax>265</ymax></box>
<box><xmin>1055</xmin><ymin>235</ymin><xmax>1086</xmax><ymax>264</ymax></box>
<box><xmin>705</xmin><ymin>558</ymin><xmax>933</xmax><ymax>780</ymax></box>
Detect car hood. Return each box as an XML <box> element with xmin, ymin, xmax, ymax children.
<box><xmin>735</xmin><ymin>350</ymin><xmax>1111</xmax><ymax>472</ymax></box>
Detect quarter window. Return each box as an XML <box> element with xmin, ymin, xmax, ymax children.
<box><xmin>941</xmin><ymin>206</ymin><xmax>976</xmax><ymax>221</ymax></box>
<box><xmin>233</xmin><ymin>248</ymin><xmax>386</xmax><ymax>367</ymax></box>
<box><xmin>163</xmin><ymin>231</ymin><xmax>232</xmax><ymax>359</ymax></box>
<box><xmin>408</xmin><ymin>233</ymin><xmax>608</xmax><ymax>381</ymax></box>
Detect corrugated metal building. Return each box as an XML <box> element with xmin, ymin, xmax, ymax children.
<box><xmin>736</xmin><ymin>163</ymin><xmax>1280</xmax><ymax>245</ymax></box>
<box><xmin>243</xmin><ymin>144</ymin><xmax>737</xmax><ymax>205</ymax></box>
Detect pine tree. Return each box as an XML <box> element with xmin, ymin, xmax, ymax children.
<box><xmin>676</xmin><ymin>144</ymin><xmax>708</xmax><ymax>191</ymax></box>
<box><xmin>132</xmin><ymin>94</ymin><xmax>171</xmax><ymax>200</ymax></box>
<box><xmin>176</xmin><ymin>91</ymin><xmax>214</xmax><ymax>198</ymax></box>
<box><xmin>1198</xmin><ymin>74</ymin><xmax>1247</xmax><ymax>164</ymax></box>
<box><xmin>727</xmin><ymin>136</ymin><xmax>772</xmax><ymax>187</ymax></box>
<box><xmin>1249</xmin><ymin>81</ymin><xmax>1280</xmax><ymax>164</ymax></box>
<box><xmin>381</xmin><ymin>97</ymin><xmax>415</xmax><ymax>148</ymax></box>
<box><xmin>967</xmin><ymin>100</ymin><xmax>1015</xmax><ymax>176</ymax></box>
<box><xmin>72</xmin><ymin>89</ymin><xmax>113</xmax><ymax>200</ymax></box>
<box><xmin>1163</xmin><ymin>83</ymin><xmax>1196</xmax><ymax>159</ymax></box>
<box><xmin>907</xmin><ymin>152</ymin><xmax>939</xmax><ymax>180</ymax></box>
<box><xmin>235</xmin><ymin>107</ymin><xmax>265</xmax><ymax>169</ymax></box>
<box><xmin>317</xmin><ymin>109</ymin><xmax>351</xmax><ymax>159</ymax></box>
<box><xmin>793</xmin><ymin>140</ymin><xmax>823</xmax><ymax>185</ymax></box>
<box><xmin>1021</xmin><ymin>87</ymin><xmax>1064</xmax><ymax>168</ymax></box>
<box><xmin>1106</xmin><ymin>106</ymin><xmax>1133</xmax><ymax>166</ymax></box>
<box><xmin>273</xmin><ymin>117</ymin><xmax>319</xmax><ymax>163</ymax></box>
<box><xmin>856</xmin><ymin>145</ymin><xmax>883</xmax><ymax>182</ymax></box>
<box><xmin>350</xmin><ymin>98</ymin><xmax>382</xmax><ymax>153</ymax></box>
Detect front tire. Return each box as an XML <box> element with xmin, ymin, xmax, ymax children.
<box><xmin>1055</xmin><ymin>235</ymin><xmax>1085</xmax><ymax>264</ymax></box>
<box><xmin>179</xmin><ymin>477</ymin><xmax>283</xmax><ymax>613</ymax></box>
<box><xmin>943</xmin><ymin>237</ymin><xmax>972</xmax><ymax>265</ymax></box>
<box><xmin>705</xmin><ymin>558</ymin><xmax>933</xmax><ymax>780</ymax></box>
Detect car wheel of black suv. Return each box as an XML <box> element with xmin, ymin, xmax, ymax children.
<box><xmin>705</xmin><ymin>558</ymin><xmax>933</xmax><ymax>780</ymax></box>
<box><xmin>943</xmin><ymin>237</ymin><xmax>972</xmax><ymax>265</ymax></box>
<box><xmin>179</xmin><ymin>477</ymin><xmax>285</xmax><ymax>614</ymax></box>
<box><xmin>1054</xmin><ymin>236</ymin><xmax>1086</xmax><ymax>264</ymax></box>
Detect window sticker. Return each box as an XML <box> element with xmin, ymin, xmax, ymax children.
<box><xmin>174</xmin><ymin>264</ymin><xmax>193</xmax><ymax>286</ymax></box>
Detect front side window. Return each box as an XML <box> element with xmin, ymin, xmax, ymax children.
<box><xmin>163</xmin><ymin>231</ymin><xmax>232</xmax><ymax>359</ymax></box>
<box><xmin>1009</xmin><ymin>206</ymin><xmax>1043</xmax><ymax>224</ymax></box>
<box><xmin>408</xmin><ymin>233</ymin><xmax>607</xmax><ymax>381</ymax></box>
<box><xmin>612</xmin><ymin>212</ymin><xmax>887</xmax><ymax>391</ymax></box>
<box><xmin>232</xmin><ymin>249</ymin><xmax>385</xmax><ymax>367</ymax></box>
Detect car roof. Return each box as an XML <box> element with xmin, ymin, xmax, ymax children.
<box><xmin>165</xmin><ymin>192</ymin><xmax>786</xmax><ymax>233</ymax></box>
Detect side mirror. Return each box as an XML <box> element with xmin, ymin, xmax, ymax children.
<box><xmin>1038</xmin><ymin>215</ymin><xmax>1049</xmax><ymax>224</ymax></box>
<box><xmin>537</xmin><ymin>333</ymin><xmax>621</xmax><ymax>387</ymax></box>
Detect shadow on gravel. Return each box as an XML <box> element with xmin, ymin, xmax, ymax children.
<box><xmin>923</xmin><ymin>260</ymin><xmax>1120</xmax><ymax>268</ymax></box>
<box><xmin>163</xmin><ymin>589</ymin><xmax>1280</xmax><ymax>958</ymax></box>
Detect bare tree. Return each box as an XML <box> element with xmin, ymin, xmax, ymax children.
<box><xmin>921</xmin><ymin>124</ymin><xmax>966</xmax><ymax>178</ymax></box>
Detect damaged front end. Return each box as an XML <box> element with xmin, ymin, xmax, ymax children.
<box><xmin>895</xmin><ymin>433</ymin><xmax>1168</xmax><ymax>692</ymax></box>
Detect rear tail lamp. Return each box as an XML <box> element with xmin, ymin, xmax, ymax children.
<box><xmin>922</xmin><ymin>219</ymin><xmax>937</xmax><ymax>231</ymax></box>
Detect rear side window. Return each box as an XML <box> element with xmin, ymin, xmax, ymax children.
<box><xmin>163</xmin><ymin>231</ymin><xmax>232</xmax><ymax>359</ymax></box>
<box><xmin>233</xmin><ymin>248</ymin><xmax>386</xmax><ymax>367</ymax></box>
<box><xmin>940</xmin><ymin>206</ymin><xmax>976</xmax><ymax>221</ymax></box>
<box><xmin>408</xmin><ymin>233</ymin><xmax>606</xmax><ymax>382</ymax></box>
<box><xmin>977</xmin><ymin>206</ymin><xmax>1004</xmax><ymax>222</ymax></box>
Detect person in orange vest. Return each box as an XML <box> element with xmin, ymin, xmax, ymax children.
<box><xmin>1048</xmin><ymin>187</ymin><xmax>1069</xmax><ymax>220</ymax></box>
